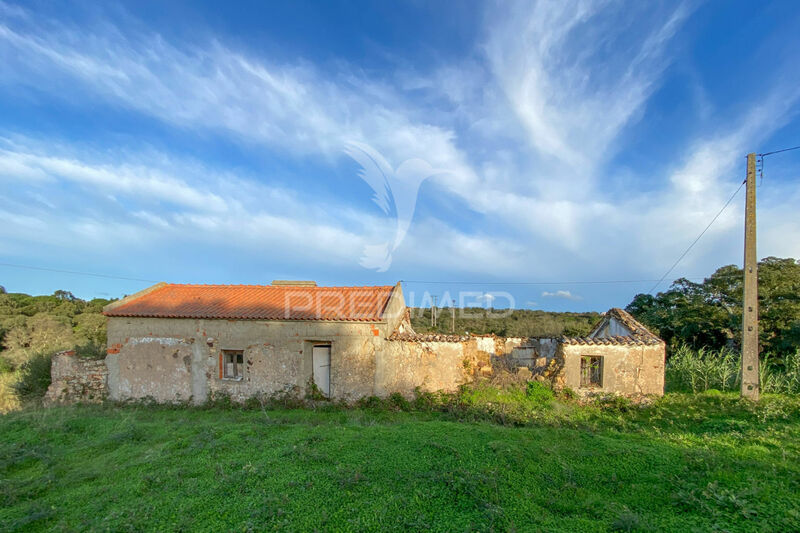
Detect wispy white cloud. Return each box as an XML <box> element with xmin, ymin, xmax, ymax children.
<box><xmin>0</xmin><ymin>137</ymin><xmax>517</xmax><ymax>279</ymax></box>
<box><xmin>1</xmin><ymin>1</ymin><xmax>799</xmax><ymax>304</ymax></box>
<box><xmin>485</xmin><ymin>0</ymin><xmax>693</xmax><ymax>171</ymax></box>
<box><xmin>0</xmin><ymin>11</ymin><xmax>472</xmax><ymax>175</ymax></box>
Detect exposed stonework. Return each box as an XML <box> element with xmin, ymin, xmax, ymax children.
<box><xmin>44</xmin><ymin>350</ymin><xmax>108</xmax><ymax>405</ymax></box>
<box><xmin>46</xmin><ymin>282</ymin><xmax>666</xmax><ymax>406</ymax></box>
<box><xmin>377</xmin><ymin>335</ymin><xmax>517</xmax><ymax>395</ymax></box>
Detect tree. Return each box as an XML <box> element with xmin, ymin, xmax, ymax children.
<box><xmin>53</xmin><ymin>290</ymin><xmax>76</xmax><ymax>302</ymax></box>
<box><xmin>627</xmin><ymin>257</ymin><xmax>800</xmax><ymax>358</ymax></box>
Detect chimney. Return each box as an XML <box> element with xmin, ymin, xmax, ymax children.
<box><xmin>271</xmin><ymin>280</ymin><xmax>317</xmax><ymax>287</ymax></box>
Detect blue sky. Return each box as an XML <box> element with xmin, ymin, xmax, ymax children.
<box><xmin>1</xmin><ymin>0</ymin><xmax>799</xmax><ymax>311</ymax></box>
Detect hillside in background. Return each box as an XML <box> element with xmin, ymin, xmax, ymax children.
<box><xmin>0</xmin><ymin>289</ymin><xmax>110</xmax><ymax>371</ymax></box>
<box><xmin>410</xmin><ymin>308</ymin><xmax>601</xmax><ymax>338</ymax></box>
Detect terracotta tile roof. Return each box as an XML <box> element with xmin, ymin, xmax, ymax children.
<box><xmin>103</xmin><ymin>283</ymin><xmax>397</xmax><ymax>321</ymax></box>
<box><xmin>562</xmin><ymin>308</ymin><xmax>663</xmax><ymax>346</ymax></box>
<box><xmin>560</xmin><ymin>335</ymin><xmax>661</xmax><ymax>346</ymax></box>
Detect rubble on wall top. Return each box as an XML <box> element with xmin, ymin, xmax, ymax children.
<box><xmin>388</xmin><ymin>331</ymin><xmax>471</xmax><ymax>342</ymax></box>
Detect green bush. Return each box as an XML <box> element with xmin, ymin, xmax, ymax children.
<box><xmin>388</xmin><ymin>392</ymin><xmax>411</xmax><ymax>411</ymax></box>
<box><xmin>11</xmin><ymin>350</ymin><xmax>53</xmax><ymax>401</ymax></box>
<box><xmin>558</xmin><ymin>386</ymin><xmax>577</xmax><ymax>401</ymax></box>
<box><xmin>594</xmin><ymin>393</ymin><xmax>633</xmax><ymax>413</ymax></box>
<box><xmin>356</xmin><ymin>395</ymin><xmax>386</xmax><ymax>409</ymax></box>
<box><xmin>75</xmin><ymin>340</ymin><xmax>106</xmax><ymax>359</ymax></box>
<box><xmin>525</xmin><ymin>381</ymin><xmax>554</xmax><ymax>405</ymax></box>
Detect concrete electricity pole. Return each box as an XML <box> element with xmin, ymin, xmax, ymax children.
<box><xmin>741</xmin><ymin>152</ymin><xmax>760</xmax><ymax>400</ymax></box>
<box><xmin>451</xmin><ymin>299</ymin><xmax>455</xmax><ymax>333</ymax></box>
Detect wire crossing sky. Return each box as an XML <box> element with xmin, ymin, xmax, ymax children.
<box><xmin>0</xmin><ymin>0</ymin><xmax>799</xmax><ymax>310</ymax></box>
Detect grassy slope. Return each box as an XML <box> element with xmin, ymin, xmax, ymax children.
<box><xmin>2</xmin><ymin>394</ymin><xmax>800</xmax><ymax>532</ymax></box>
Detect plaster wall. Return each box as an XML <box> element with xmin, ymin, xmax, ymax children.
<box><xmin>107</xmin><ymin>316</ymin><xmax>388</xmax><ymax>403</ymax></box>
<box><xmin>557</xmin><ymin>343</ymin><xmax>665</xmax><ymax>396</ymax></box>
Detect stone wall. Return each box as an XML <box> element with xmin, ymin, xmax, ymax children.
<box><xmin>375</xmin><ymin>335</ymin><xmax>524</xmax><ymax>396</ymax></box>
<box><xmin>553</xmin><ymin>343</ymin><xmax>665</xmax><ymax>396</ymax></box>
<box><xmin>44</xmin><ymin>350</ymin><xmax>108</xmax><ymax>405</ymax></box>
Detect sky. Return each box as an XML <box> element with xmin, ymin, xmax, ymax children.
<box><xmin>1</xmin><ymin>0</ymin><xmax>799</xmax><ymax>311</ymax></box>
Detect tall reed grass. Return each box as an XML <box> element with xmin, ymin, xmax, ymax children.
<box><xmin>666</xmin><ymin>345</ymin><xmax>800</xmax><ymax>394</ymax></box>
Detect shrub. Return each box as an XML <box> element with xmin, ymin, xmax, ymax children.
<box><xmin>525</xmin><ymin>381</ymin><xmax>554</xmax><ymax>405</ymax></box>
<box><xmin>558</xmin><ymin>387</ymin><xmax>577</xmax><ymax>401</ymax></box>
<box><xmin>306</xmin><ymin>380</ymin><xmax>327</xmax><ymax>401</ymax></box>
<box><xmin>356</xmin><ymin>395</ymin><xmax>386</xmax><ymax>409</ymax></box>
<box><xmin>412</xmin><ymin>388</ymin><xmax>451</xmax><ymax>411</ymax></box>
<box><xmin>388</xmin><ymin>392</ymin><xmax>411</xmax><ymax>411</ymax></box>
<box><xmin>11</xmin><ymin>350</ymin><xmax>53</xmax><ymax>401</ymax></box>
<box><xmin>75</xmin><ymin>340</ymin><xmax>106</xmax><ymax>359</ymax></box>
<box><xmin>610</xmin><ymin>509</ymin><xmax>643</xmax><ymax>532</ymax></box>
<box><xmin>594</xmin><ymin>394</ymin><xmax>632</xmax><ymax>413</ymax></box>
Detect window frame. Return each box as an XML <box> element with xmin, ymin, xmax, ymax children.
<box><xmin>220</xmin><ymin>349</ymin><xmax>244</xmax><ymax>381</ymax></box>
<box><xmin>580</xmin><ymin>355</ymin><xmax>603</xmax><ymax>388</ymax></box>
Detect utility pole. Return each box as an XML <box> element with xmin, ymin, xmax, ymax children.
<box><xmin>432</xmin><ymin>296</ymin><xmax>437</xmax><ymax>328</ymax></box>
<box><xmin>741</xmin><ymin>152</ymin><xmax>759</xmax><ymax>400</ymax></box>
<box><xmin>451</xmin><ymin>299</ymin><xmax>455</xmax><ymax>333</ymax></box>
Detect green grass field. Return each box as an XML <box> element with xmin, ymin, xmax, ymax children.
<box><xmin>2</xmin><ymin>393</ymin><xmax>799</xmax><ymax>532</ymax></box>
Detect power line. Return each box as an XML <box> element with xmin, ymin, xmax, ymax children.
<box><xmin>647</xmin><ymin>178</ymin><xmax>746</xmax><ymax>295</ymax></box>
<box><xmin>404</xmin><ymin>279</ymin><xmax>672</xmax><ymax>286</ymax></box>
<box><xmin>758</xmin><ymin>145</ymin><xmax>800</xmax><ymax>157</ymax></box>
<box><xmin>0</xmin><ymin>262</ymin><xmax>158</xmax><ymax>283</ymax></box>
<box><xmin>402</xmin><ymin>273</ymin><xmax>744</xmax><ymax>287</ymax></box>
<box><xmin>757</xmin><ymin>143</ymin><xmax>800</xmax><ymax>184</ymax></box>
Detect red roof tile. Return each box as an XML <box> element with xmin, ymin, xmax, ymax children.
<box><xmin>103</xmin><ymin>283</ymin><xmax>397</xmax><ymax>321</ymax></box>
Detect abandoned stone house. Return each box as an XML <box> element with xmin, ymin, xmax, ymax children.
<box><xmin>45</xmin><ymin>281</ymin><xmax>665</xmax><ymax>405</ymax></box>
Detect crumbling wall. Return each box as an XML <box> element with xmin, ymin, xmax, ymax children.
<box><xmin>375</xmin><ymin>335</ymin><xmax>519</xmax><ymax>396</ymax></box>
<box><xmin>44</xmin><ymin>350</ymin><xmax>108</xmax><ymax>405</ymax></box>
<box><xmin>510</xmin><ymin>338</ymin><xmax>559</xmax><ymax>372</ymax></box>
<box><xmin>101</xmin><ymin>313</ymin><xmax>666</xmax><ymax>404</ymax></box>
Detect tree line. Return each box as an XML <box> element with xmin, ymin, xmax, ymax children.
<box><xmin>0</xmin><ymin>289</ymin><xmax>110</xmax><ymax>372</ymax></box>
<box><xmin>626</xmin><ymin>257</ymin><xmax>800</xmax><ymax>359</ymax></box>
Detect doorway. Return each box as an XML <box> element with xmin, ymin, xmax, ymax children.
<box><xmin>312</xmin><ymin>344</ymin><xmax>331</xmax><ymax>397</ymax></box>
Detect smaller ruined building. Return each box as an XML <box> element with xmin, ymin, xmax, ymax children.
<box><xmin>45</xmin><ymin>281</ymin><xmax>665</xmax><ymax>405</ymax></box>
